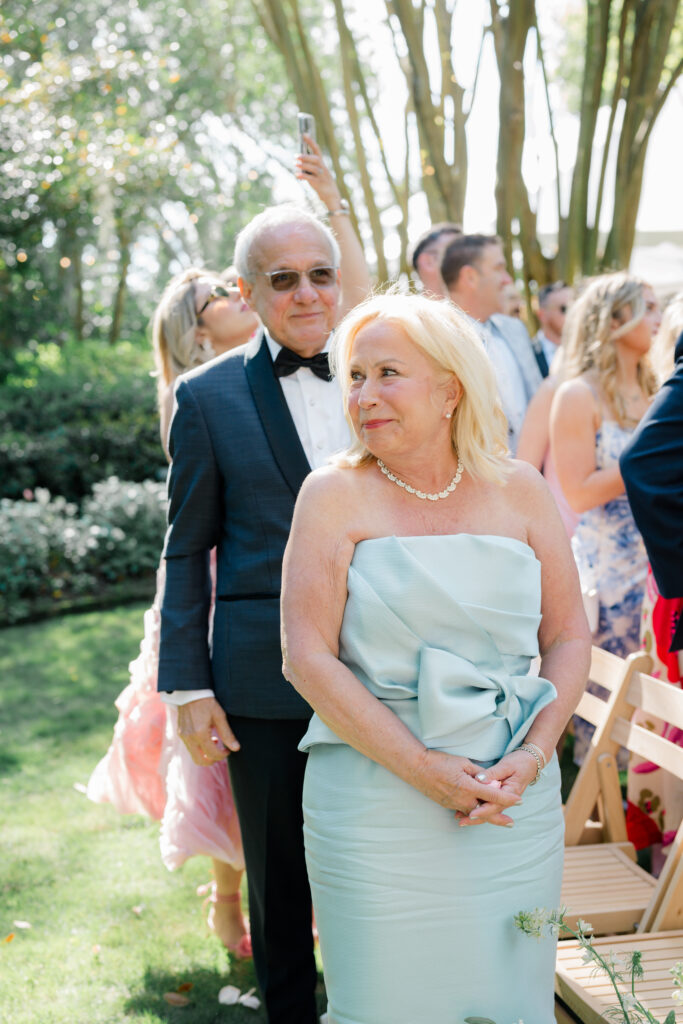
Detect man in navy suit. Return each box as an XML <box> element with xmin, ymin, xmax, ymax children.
<box><xmin>158</xmin><ymin>205</ymin><xmax>352</xmax><ymax>1023</ymax></box>
<box><xmin>620</xmin><ymin>332</ymin><xmax>683</xmax><ymax>652</ymax></box>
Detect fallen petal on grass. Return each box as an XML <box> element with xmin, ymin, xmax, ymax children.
<box><xmin>131</xmin><ymin>906</ymin><xmax>143</xmax><ymax>916</ymax></box>
<box><xmin>72</xmin><ymin>782</ymin><xmax>87</xmax><ymax>794</ymax></box>
<box><xmin>238</xmin><ymin>987</ymin><xmax>261</xmax><ymax>1009</ymax></box>
<box><xmin>177</xmin><ymin>982</ymin><xmax>193</xmax><ymax>993</ymax></box>
<box><xmin>218</xmin><ymin>985</ymin><xmax>241</xmax><ymax>1005</ymax></box>
<box><xmin>163</xmin><ymin>992</ymin><xmax>190</xmax><ymax>1007</ymax></box>
<box><xmin>13</xmin><ymin>921</ymin><xmax>31</xmax><ymax>929</ymax></box>
<box><xmin>4</xmin><ymin>933</ymin><xmax>15</xmax><ymax>943</ymax></box>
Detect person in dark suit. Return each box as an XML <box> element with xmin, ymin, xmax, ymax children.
<box><xmin>158</xmin><ymin>203</ymin><xmax>366</xmax><ymax>1024</ymax></box>
<box><xmin>620</xmin><ymin>332</ymin><xmax>683</xmax><ymax>652</ymax></box>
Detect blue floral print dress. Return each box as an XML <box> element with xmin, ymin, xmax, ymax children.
<box><xmin>571</xmin><ymin>419</ymin><xmax>648</xmax><ymax>762</ymax></box>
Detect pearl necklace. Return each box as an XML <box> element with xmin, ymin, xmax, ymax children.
<box><xmin>376</xmin><ymin>456</ymin><xmax>463</xmax><ymax>501</ymax></box>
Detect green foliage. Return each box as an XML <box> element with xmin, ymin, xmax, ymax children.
<box><xmin>0</xmin><ymin>478</ymin><xmax>167</xmax><ymax>624</ymax></box>
<box><xmin>0</xmin><ymin>0</ymin><xmax>284</xmax><ymax>348</ymax></box>
<box><xmin>0</xmin><ymin>337</ymin><xmax>164</xmax><ymax>501</ymax></box>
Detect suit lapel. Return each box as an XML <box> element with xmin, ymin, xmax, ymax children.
<box><xmin>489</xmin><ymin>315</ymin><xmax>541</xmax><ymax>399</ymax></box>
<box><xmin>244</xmin><ymin>331</ymin><xmax>312</xmax><ymax>498</ymax></box>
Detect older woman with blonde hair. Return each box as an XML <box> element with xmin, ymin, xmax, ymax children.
<box><xmin>281</xmin><ymin>292</ymin><xmax>590</xmax><ymax>1023</ymax></box>
<box><xmin>551</xmin><ymin>272</ymin><xmax>661</xmax><ymax>762</ymax></box>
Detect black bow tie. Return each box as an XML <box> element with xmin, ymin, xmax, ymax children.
<box><xmin>273</xmin><ymin>347</ymin><xmax>331</xmax><ymax>382</ymax></box>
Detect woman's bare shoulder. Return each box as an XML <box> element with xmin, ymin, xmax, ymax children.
<box><xmin>295</xmin><ymin>463</ymin><xmax>372</xmax><ymax>525</ymax></box>
<box><xmin>555</xmin><ymin>374</ymin><xmax>600</xmax><ymax>409</ymax></box>
<box><xmin>503</xmin><ymin>459</ymin><xmax>559</xmax><ymax>518</ymax></box>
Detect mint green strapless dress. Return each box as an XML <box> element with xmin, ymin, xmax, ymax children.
<box><xmin>300</xmin><ymin>535</ymin><xmax>564</xmax><ymax>1024</ymax></box>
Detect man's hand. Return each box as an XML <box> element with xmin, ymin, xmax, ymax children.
<box><xmin>176</xmin><ymin>697</ymin><xmax>240</xmax><ymax>766</ymax></box>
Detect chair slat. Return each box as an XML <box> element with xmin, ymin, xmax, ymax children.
<box><xmin>611</xmin><ymin>717</ymin><xmax>683</xmax><ymax>778</ymax></box>
<box><xmin>626</xmin><ymin>670</ymin><xmax>683</xmax><ymax>729</ymax></box>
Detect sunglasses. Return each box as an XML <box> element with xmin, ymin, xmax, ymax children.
<box><xmin>196</xmin><ymin>284</ymin><xmax>240</xmax><ymax>316</ymax></box>
<box><xmin>259</xmin><ymin>266</ymin><xmax>338</xmax><ymax>292</ymax></box>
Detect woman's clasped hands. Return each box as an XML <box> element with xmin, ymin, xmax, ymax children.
<box><xmin>413</xmin><ymin>748</ymin><xmax>539</xmax><ymax>828</ymax></box>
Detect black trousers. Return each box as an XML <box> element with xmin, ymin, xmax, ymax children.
<box><xmin>228</xmin><ymin>716</ymin><xmax>318</xmax><ymax>1024</ymax></box>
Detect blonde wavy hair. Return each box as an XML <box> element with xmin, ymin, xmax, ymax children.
<box><xmin>650</xmin><ymin>290</ymin><xmax>683</xmax><ymax>383</ymax></box>
<box><xmin>561</xmin><ymin>272</ymin><xmax>658</xmax><ymax>425</ymax></box>
<box><xmin>151</xmin><ymin>268</ymin><xmax>225</xmax><ymax>408</ymax></box>
<box><xmin>330</xmin><ymin>290</ymin><xmax>511</xmax><ymax>485</ymax></box>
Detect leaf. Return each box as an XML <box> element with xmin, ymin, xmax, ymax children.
<box><xmin>177</xmin><ymin>982</ymin><xmax>193</xmax><ymax>993</ymax></box>
<box><xmin>12</xmin><ymin>921</ymin><xmax>31</xmax><ymax>929</ymax></box>
<box><xmin>664</xmin><ymin>1013</ymin><xmax>676</xmax><ymax>1024</ymax></box>
<box><xmin>217</xmin><ymin>985</ymin><xmax>241</xmax><ymax>1005</ymax></box>
<box><xmin>464</xmin><ymin>1019</ymin><xmax>497</xmax><ymax>1023</ymax></box>
<box><xmin>163</xmin><ymin>992</ymin><xmax>190</xmax><ymax>1007</ymax></box>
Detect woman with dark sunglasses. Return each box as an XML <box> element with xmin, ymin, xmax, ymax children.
<box><xmin>87</xmin><ymin>265</ymin><xmax>258</xmax><ymax>958</ymax></box>
<box><xmin>153</xmin><ymin>268</ymin><xmax>260</xmax><ymax>456</ymax></box>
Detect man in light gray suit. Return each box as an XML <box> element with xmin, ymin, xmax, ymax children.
<box><xmin>441</xmin><ymin>233</ymin><xmax>541</xmax><ymax>454</ymax></box>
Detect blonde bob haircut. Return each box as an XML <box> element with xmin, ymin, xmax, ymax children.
<box><xmin>330</xmin><ymin>290</ymin><xmax>511</xmax><ymax>485</ymax></box>
<box><xmin>562</xmin><ymin>272</ymin><xmax>658</xmax><ymax>426</ymax></box>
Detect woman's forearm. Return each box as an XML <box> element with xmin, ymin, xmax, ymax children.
<box><xmin>564</xmin><ymin>463</ymin><xmax>624</xmax><ymax>514</ymax></box>
<box><xmin>285</xmin><ymin>649</ymin><xmax>427</xmax><ymax>784</ymax></box>
<box><xmin>284</xmin><ymin>648</ymin><xmax>534</xmax><ymax>818</ymax></box>
<box><xmin>524</xmin><ymin>635</ymin><xmax>591</xmax><ymax>760</ymax></box>
<box><xmin>331</xmin><ymin>215</ymin><xmax>371</xmax><ymax>316</ymax></box>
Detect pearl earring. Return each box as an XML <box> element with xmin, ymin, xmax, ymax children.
<box><xmin>445</xmin><ymin>412</ymin><xmax>452</xmax><ymax>419</ymax></box>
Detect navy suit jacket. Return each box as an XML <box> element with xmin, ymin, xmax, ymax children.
<box><xmin>158</xmin><ymin>330</ymin><xmax>314</xmax><ymax>717</ymax></box>
<box><xmin>620</xmin><ymin>333</ymin><xmax>683</xmax><ymax>650</ymax></box>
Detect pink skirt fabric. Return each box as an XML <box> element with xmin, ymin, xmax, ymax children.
<box><xmin>87</xmin><ymin>557</ymin><xmax>244</xmax><ymax>871</ymax></box>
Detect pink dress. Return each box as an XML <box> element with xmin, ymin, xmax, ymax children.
<box><xmin>87</xmin><ymin>556</ymin><xmax>244</xmax><ymax>871</ymax></box>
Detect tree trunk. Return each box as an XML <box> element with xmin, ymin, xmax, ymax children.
<box><xmin>562</xmin><ymin>0</ymin><xmax>612</xmax><ymax>281</ymax></box>
<box><xmin>109</xmin><ymin>223</ymin><xmax>131</xmax><ymax>345</ymax></box>
<box><xmin>602</xmin><ymin>0</ymin><xmax>682</xmax><ymax>269</ymax></box>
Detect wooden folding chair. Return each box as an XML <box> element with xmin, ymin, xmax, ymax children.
<box><xmin>555</xmin><ymin>661</ymin><xmax>683</xmax><ymax>1022</ymax></box>
<box><xmin>565</xmin><ymin>646</ymin><xmax>652</xmax><ymax>847</ymax></box>
<box><xmin>560</xmin><ymin>649</ymin><xmax>665</xmax><ymax>935</ymax></box>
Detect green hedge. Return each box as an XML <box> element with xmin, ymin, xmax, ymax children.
<box><xmin>0</xmin><ymin>478</ymin><xmax>167</xmax><ymax>625</ymax></box>
<box><xmin>0</xmin><ymin>338</ymin><xmax>166</xmax><ymax>502</ymax></box>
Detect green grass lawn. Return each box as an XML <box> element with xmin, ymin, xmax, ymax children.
<box><xmin>0</xmin><ymin>606</ymin><xmax>325</xmax><ymax>1024</ymax></box>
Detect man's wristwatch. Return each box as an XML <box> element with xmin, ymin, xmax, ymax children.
<box><xmin>327</xmin><ymin>199</ymin><xmax>350</xmax><ymax>218</ymax></box>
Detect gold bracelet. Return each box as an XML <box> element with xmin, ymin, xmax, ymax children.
<box><xmin>518</xmin><ymin>743</ymin><xmax>544</xmax><ymax>785</ymax></box>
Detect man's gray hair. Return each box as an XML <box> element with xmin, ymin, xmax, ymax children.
<box><xmin>233</xmin><ymin>204</ymin><xmax>341</xmax><ymax>282</ymax></box>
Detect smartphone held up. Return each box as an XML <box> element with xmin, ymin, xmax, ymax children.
<box><xmin>297</xmin><ymin>112</ymin><xmax>316</xmax><ymax>157</ymax></box>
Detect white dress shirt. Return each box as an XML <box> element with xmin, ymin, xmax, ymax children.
<box><xmin>164</xmin><ymin>331</ymin><xmax>351</xmax><ymax>706</ymax></box>
<box><xmin>536</xmin><ymin>330</ymin><xmax>560</xmax><ymax>371</ymax></box>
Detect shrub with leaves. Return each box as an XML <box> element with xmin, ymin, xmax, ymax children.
<box><xmin>0</xmin><ymin>479</ymin><xmax>167</xmax><ymax>624</ymax></box>
<box><xmin>0</xmin><ymin>339</ymin><xmax>164</xmax><ymax>502</ymax></box>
